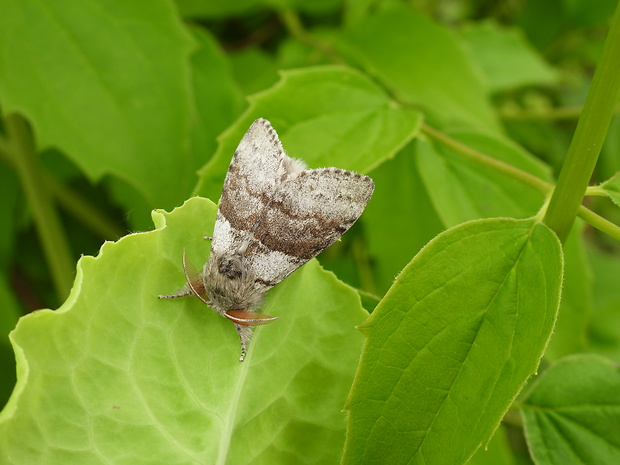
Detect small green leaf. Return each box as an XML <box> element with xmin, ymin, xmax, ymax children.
<box><xmin>337</xmin><ymin>7</ymin><xmax>499</xmax><ymax>130</ymax></box>
<box><xmin>0</xmin><ymin>197</ymin><xmax>368</xmax><ymax>464</ymax></box>
<box><xmin>600</xmin><ymin>171</ymin><xmax>620</xmax><ymax>207</ymax></box>
<box><xmin>0</xmin><ymin>0</ymin><xmax>196</xmax><ymax>208</ymax></box>
<box><xmin>196</xmin><ymin>66</ymin><xmax>421</xmax><ymax>201</ymax></box>
<box><xmin>522</xmin><ymin>354</ymin><xmax>620</xmax><ymax>464</ymax></box>
<box><xmin>417</xmin><ymin>131</ymin><xmax>552</xmax><ymax>227</ymax></box>
<box><xmin>343</xmin><ymin>218</ymin><xmax>563</xmax><ymax>465</ymax></box>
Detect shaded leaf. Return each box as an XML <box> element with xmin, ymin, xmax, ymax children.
<box><xmin>588</xmin><ymin>246</ymin><xmax>620</xmax><ymax>361</ymax></box>
<box><xmin>363</xmin><ymin>142</ymin><xmax>443</xmax><ymax>293</ymax></box>
<box><xmin>417</xmin><ymin>130</ymin><xmax>551</xmax><ymax>227</ymax></box>
<box><xmin>461</xmin><ymin>21</ymin><xmax>558</xmax><ymax>93</ymax></box>
<box><xmin>545</xmin><ymin>221</ymin><xmax>591</xmax><ymax>360</ymax></box>
<box><xmin>522</xmin><ymin>354</ymin><xmax>620</xmax><ymax>464</ymax></box>
<box><xmin>188</xmin><ymin>27</ymin><xmax>246</xmax><ymax>167</ymax></box>
<box><xmin>337</xmin><ymin>7</ymin><xmax>499</xmax><ymax>130</ymax></box>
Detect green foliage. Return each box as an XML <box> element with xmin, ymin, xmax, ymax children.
<box><xmin>344</xmin><ymin>219</ymin><xmax>562</xmax><ymax>464</ymax></box>
<box><xmin>0</xmin><ymin>198</ymin><xmax>368</xmax><ymax>464</ymax></box>
<box><xmin>1</xmin><ymin>0</ymin><xmax>620</xmax><ymax>464</ymax></box>
<box><xmin>521</xmin><ymin>354</ymin><xmax>620</xmax><ymax>464</ymax></box>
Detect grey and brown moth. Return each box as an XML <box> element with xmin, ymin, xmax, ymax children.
<box><xmin>159</xmin><ymin>118</ymin><xmax>374</xmax><ymax>361</ymax></box>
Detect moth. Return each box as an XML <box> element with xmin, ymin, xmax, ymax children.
<box><xmin>159</xmin><ymin>118</ymin><xmax>374</xmax><ymax>361</ymax></box>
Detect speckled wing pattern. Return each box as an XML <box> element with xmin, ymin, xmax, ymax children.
<box><xmin>211</xmin><ymin>118</ymin><xmax>374</xmax><ymax>292</ymax></box>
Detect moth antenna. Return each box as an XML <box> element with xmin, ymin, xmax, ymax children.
<box><xmin>182</xmin><ymin>250</ymin><xmax>211</xmax><ymax>307</ymax></box>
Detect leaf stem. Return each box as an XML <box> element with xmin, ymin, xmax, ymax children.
<box><xmin>577</xmin><ymin>205</ymin><xmax>620</xmax><ymax>241</ymax></box>
<box><xmin>543</xmin><ymin>1</ymin><xmax>620</xmax><ymax>242</ymax></box>
<box><xmin>423</xmin><ymin>123</ymin><xmax>620</xmax><ymax>240</ymax></box>
<box><xmin>421</xmin><ymin>123</ymin><xmax>553</xmax><ymax>195</ymax></box>
<box><xmin>5</xmin><ymin>114</ymin><xmax>74</xmax><ymax>299</ymax></box>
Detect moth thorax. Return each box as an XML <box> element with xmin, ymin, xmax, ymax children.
<box><xmin>203</xmin><ymin>255</ymin><xmax>264</xmax><ymax>313</ymax></box>
<box><xmin>217</xmin><ymin>253</ymin><xmax>245</xmax><ymax>280</ymax></box>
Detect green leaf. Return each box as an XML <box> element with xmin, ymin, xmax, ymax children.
<box><xmin>521</xmin><ymin>354</ymin><xmax>620</xmax><ymax>464</ymax></box>
<box><xmin>588</xmin><ymin>246</ymin><xmax>620</xmax><ymax>361</ymax></box>
<box><xmin>0</xmin><ymin>275</ymin><xmax>20</xmax><ymax>409</ymax></box>
<box><xmin>0</xmin><ymin>197</ymin><xmax>368</xmax><ymax>464</ymax></box>
<box><xmin>460</xmin><ymin>21</ymin><xmax>559</xmax><ymax>93</ymax></box>
<box><xmin>468</xmin><ymin>426</ymin><xmax>516</xmax><ymax>465</ymax></box>
<box><xmin>417</xmin><ymin>130</ymin><xmax>552</xmax><ymax>227</ymax></box>
<box><xmin>0</xmin><ymin>0</ymin><xmax>196</xmax><ymax>209</ymax></box>
<box><xmin>229</xmin><ymin>49</ymin><xmax>280</xmax><ymax>96</ymax></box>
<box><xmin>343</xmin><ymin>218</ymin><xmax>563</xmax><ymax>465</ymax></box>
<box><xmin>176</xmin><ymin>0</ymin><xmax>262</xmax><ymax>19</ymax></box>
<box><xmin>363</xmin><ymin>142</ymin><xmax>444</xmax><ymax>293</ymax></box>
<box><xmin>545</xmin><ymin>221</ymin><xmax>592</xmax><ymax>360</ymax></box>
<box><xmin>600</xmin><ymin>171</ymin><xmax>620</xmax><ymax>207</ymax></box>
<box><xmin>196</xmin><ymin>66</ymin><xmax>422</xmax><ymax>201</ymax></box>
<box><xmin>337</xmin><ymin>7</ymin><xmax>499</xmax><ymax>131</ymax></box>
<box><xmin>188</xmin><ymin>27</ymin><xmax>246</xmax><ymax>166</ymax></box>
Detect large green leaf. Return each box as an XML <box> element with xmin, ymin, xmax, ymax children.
<box><xmin>0</xmin><ymin>0</ymin><xmax>196</xmax><ymax>209</ymax></box>
<box><xmin>196</xmin><ymin>66</ymin><xmax>422</xmax><ymax>201</ymax></box>
<box><xmin>521</xmin><ymin>354</ymin><xmax>620</xmax><ymax>464</ymax></box>
<box><xmin>337</xmin><ymin>7</ymin><xmax>499</xmax><ymax>131</ymax></box>
<box><xmin>0</xmin><ymin>197</ymin><xmax>368</xmax><ymax>464</ymax></box>
<box><xmin>343</xmin><ymin>218</ymin><xmax>563</xmax><ymax>465</ymax></box>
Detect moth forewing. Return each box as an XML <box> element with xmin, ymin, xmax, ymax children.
<box><xmin>159</xmin><ymin>118</ymin><xmax>374</xmax><ymax>362</ymax></box>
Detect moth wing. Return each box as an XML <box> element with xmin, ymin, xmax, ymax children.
<box><xmin>243</xmin><ymin>168</ymin><xmax>374</xmax><ymax>289</ymax></box>
<box><xmin>210</xmin><ymin>118</ymin><xmax>305</xmax><ymax>264</ymax></box>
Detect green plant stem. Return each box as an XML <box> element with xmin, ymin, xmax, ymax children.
<box><xmin>543</xmin><ymin>1</ymin><xmax>620</xmax><ymax>243</ymax></box>
<box><xmin>279</xmin><ymin>9</ymin><xmax>346</xmax><ymax>65</ymax></box>
<box><xmin>577</xmin><ymin>205</ymin><xmax>620</xmax><ymax>241</ymax></box>
<box><xmin>5</xmin><ymin>114</ymin><xmax>74</xmax><ymax>299</ymax></box>
<box><xmin>423</xmin><ymin>123</ymin><xmax>620</xmax><ymax>240</ymax></box>
<box><xmin>586</xmin><ymin>185</ymin><xmax>611</xmax><ymax>197</ymax></box>
<box><xmin>422</xmin><ymin>123</ymin><xmax>553</xmax><ymax>195</ymax></box>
